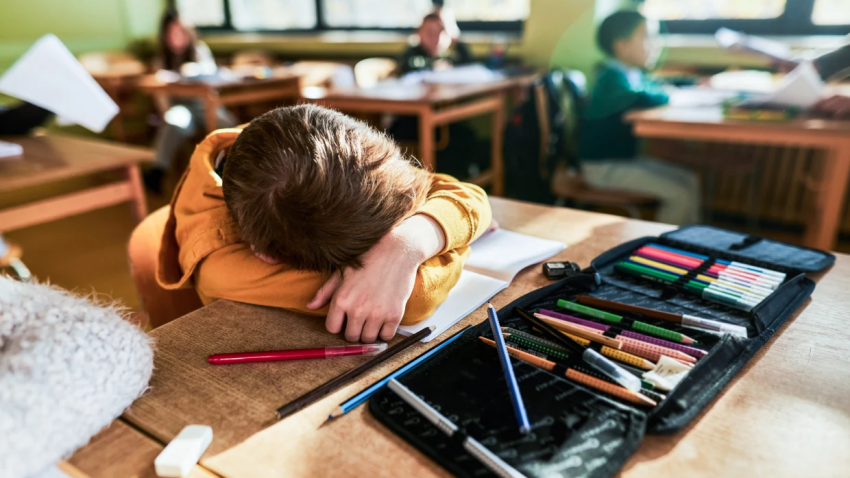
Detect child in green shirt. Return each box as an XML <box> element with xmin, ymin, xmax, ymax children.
<box><xmin>574</xmin><ymin>10</ymin><xmax>699</xmax><ymax>225</ymax></box>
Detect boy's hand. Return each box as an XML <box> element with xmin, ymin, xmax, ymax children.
<box><xmin>307</xmin><ymin>214</ymin><xmax>446</xmax><ymax>343</ymax></box>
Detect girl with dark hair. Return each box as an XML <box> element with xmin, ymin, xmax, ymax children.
<box><xmin>145</xmin><ymin>8</ymin><xmax>236</xmax><ymax>194</ymax></box>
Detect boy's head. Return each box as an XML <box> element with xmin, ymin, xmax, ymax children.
<box><xmin>222</xmin><ymin>105</ymin><xmax>431</xmax><ymax>273</ymax></box>
<box><xmin>418</xmin><ymin>13</ymin><xmax>449</xmax><ymax>57</ymax></box>
<box><xmin>597</xmin><ymin>10</ymin><xmax>653</xmax><ymax>69</ymax></box>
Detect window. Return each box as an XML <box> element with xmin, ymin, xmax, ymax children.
<box><xmin>177</xmin><ymin>0</ymin><xmax>226</xmax><ymax>27</ymax></box>
<box><xmin>642</xmin><ymin>0</ymin><xmax>850</xmax><ymax>35</ymax></box>
<box><xmin>812</xmin><ymin>0</ymin><xmax>850</xmax><ymax>25</ymax></box>
<box><xmin>178</xmin><ymin>0</ymin><xmax>528</xmax><ymax>33</ymax></box>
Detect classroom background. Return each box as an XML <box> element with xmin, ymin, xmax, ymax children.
<box><xmin>2</xmin><ymin>0</ymin><xmax>850</xmax><ymax>315</ymax></box>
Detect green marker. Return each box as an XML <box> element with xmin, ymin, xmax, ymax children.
<box><xmin>557</xmin><ymin>298</ymin><xmax>696</xmax><ymax>345</ymax></box>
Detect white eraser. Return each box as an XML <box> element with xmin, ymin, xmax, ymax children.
<box><xmin>154</xmin><ymin>425</ymin><xmax>213</xmax><ymax>477</ymax></box>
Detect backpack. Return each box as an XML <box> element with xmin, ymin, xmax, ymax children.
<box><xmin>503</xmin><ymin>69</ymin><xmax>586</xmax><ymax>204</ymax></box>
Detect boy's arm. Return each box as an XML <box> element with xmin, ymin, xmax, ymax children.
<box><xmin>595</xmin><ymin>68</ymin><xmax>669</xmax><ymax>116</ymax></box>
<box><xmin>196</xmin><ymin>175</ymin><xmax>491</xmax><ymax>342</ymax></box>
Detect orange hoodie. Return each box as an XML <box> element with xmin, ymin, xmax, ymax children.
<box><xmin>156</xmin><ymin>127</ymin><xmax>492</xmax><ymax>325</ymax></box>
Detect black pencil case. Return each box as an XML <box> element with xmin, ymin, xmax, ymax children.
<box><xmin>369</xmin><ymin>225</ymin><xmax>834</xmax><ymax>478</ymax></box>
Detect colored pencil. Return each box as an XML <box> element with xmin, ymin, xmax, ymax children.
<box><xmin>478</xmin><ymin>337</ymin><xmax>657</xmax><ymax>407</ymax></box>
<box><xmin>387</xmin><ymin>379</ymin><xmax>525</xmax><ymax>478</ymax></box>
<box><xmin>575</xmin><ymin>295</ymin><xmax>749</xmax><ymax>338</ymax></box>
<box><xmin>486</xmin><ymin>302</ymin><xmax>531</xmax><ymax>434</ymax></box>
<box><xmin>276</xmin><ymin>325</ymin><xmax>434</xmax><ymax>420</ymax></box>
<box><xmin>539</xmin><ymin>308</ymin><xmax>707</xmax><ymax>358</ymax></box>
<box><xmin>515</xmin><ymin>309</ymin><xmax>642</xmax><ymax>392</ymax></box>
<box><xmin>533</xmin><ymin>314</ymin><xmax>623</xmax><ymax>349</ymax></box>
<box><xmin>503</xmin><ymin>326</ymin><xmax>655</xmax><ymax>370</ymax></box>
<box><xmin>556</xmin><ymin>299</ymin><xmax>698</xmax><ymax>345</ymax></box>
<box><xmin>328</xmin><ymin>326</ymin><xmax>471</xmax><ymax>419</ymax></box>
<box><xmin>505</xmin><ymin>334</ymin><xmax>571</xmax><ymax>361</ymax></box>
<box><xmin>536</xmin><ymin>313</ymin><xmax>697</xmax><ymax>364</ymax></box>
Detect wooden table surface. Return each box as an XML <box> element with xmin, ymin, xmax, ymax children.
<box><xmin>0</xmin><ymin>134</ymin><xmax>153</xmax><ymax>193</ymax></box>
<box><xmin>626</xmin><ymin>106</ymin><xmax>850</xmax><ymax>251</ymax></box>
<box><xmin>69</xmin><ymin>197</ymin><xmax>850</xmax><ymax>478</ymax></box>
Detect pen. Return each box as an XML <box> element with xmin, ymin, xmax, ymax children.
<box><xmin>486</xmin><ymin>302</ymin><xmax>531</xmax><ymax>434</ymax></box>
<box><xmin>387</xmin><ymin>379</ymin><xmax>525</xmax><ymax>478</ymax></box>
<box><xmin>208</xmin><ymin>343</ymin><xmax>388</xmax><ymax>364</ymax></box>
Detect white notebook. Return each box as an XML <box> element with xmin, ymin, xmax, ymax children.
<box><xmin>398</xmin><ymin>229</ymin><xmax>567</xmax><ymax>342</ymax></box>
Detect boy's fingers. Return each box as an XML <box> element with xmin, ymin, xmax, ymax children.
<box><xmin>344</xmin><ymin>313</ymin><xmax>367</xmax><ymax>342</ymax></box>
<box><xmin>325</xmin><ymin>294</ymin><xmax>346</xmax><ymax>334</ymax></box>
<box><xmin>360</xmin><ymin>317</ymin><xmax>384</xmax><ymax>344</ymax></box>
<box><xmin>308</xmin><ymin>272</ymin><xmax>342</xmax><ymax>310</ymax></box>
<box><xmin>379</xmin><ymin>322</ymin><xmax>398</xmax><ymax>342</ymax></box>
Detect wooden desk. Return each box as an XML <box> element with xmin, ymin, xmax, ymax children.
<box><xmin>69</xmin><ymin>198</ymin><xmax>850</xmax><ymax>478</ymax></box>
<box><xmin>139</xmin><ymin>73</ymin><xmax>302</xmax><ymax>133</ymax></box>
<box><xmin>301</xmin><ymin>78</ymin><xmax>534</xmax><ymax>196</ymax></box>
<box><xmin>627</xmin><ymin>107</ymin><xmax>850</xmax><ymax>250</ymax></box>
<box><xmin>0</xmin><ymin>135</ymin><xmax>152</xmax><ymax>232</ymax></box>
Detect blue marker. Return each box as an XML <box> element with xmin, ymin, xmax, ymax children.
<box><xmin>328</xmin><ymin>325</ymin><xmax>471</xmax><ymax>419</ymax></box>
<box><xmin>487</xmin><ymin>301</ymin><xmax>531</xmax><ymax>434</ymax></box>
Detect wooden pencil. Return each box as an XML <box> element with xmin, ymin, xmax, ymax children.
<box><xmin>276</xmin><ymin>326</ymin><xmax>434</xmax><ymax>419</ymax></box>
<box><xmin>478</xmin><ymin>337</ymin><xmax>656</xmax><ymax>407</ymax></box>
<box><xmin>534</xmin><ymin>314</ymin><xmax>623</xmax><ymax>349</ymax></box>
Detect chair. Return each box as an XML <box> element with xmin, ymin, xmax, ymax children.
<box><xmin>128</xmin><ymin>206</ymin><xmax>202</xmax><ymax>329</ymax></box>
<box><xmin>544</xmin><ymin>70</ymin><xmax>661</xmax><ymax>219</ymax></box>
<box><xmin>354</xmin><ymin>58</ymin><xmax>398</xmax><ymax>88</ymax></box>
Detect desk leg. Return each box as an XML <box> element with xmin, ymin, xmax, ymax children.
<box><xmin>204</xmin><ymin>90</ymin><xmax>221</xmax><ymax>133</ymax></box>
<box><xmin>126</xmin><ymin>164</ymin><xmax>148</xmax><ymax>223</ymax></box>
<box><xmin>418</xmin><ymin>107</ymin><xmax>436</xmax><ymax>172</ymax></box>
<box><xmin>803</xmin><ymin>145</ymin><xmax>850</xmax><ymax>250</ymax></box>
<box><xmin>490</xmin><ymin>94</ymin><xmax>506</xmax><ymax>196</ymax></box>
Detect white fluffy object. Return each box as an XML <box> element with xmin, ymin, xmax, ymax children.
<box><xmin>0</xmin><ymin>276</ymin><xmax>154</xmax><ymax>478</ymax></box>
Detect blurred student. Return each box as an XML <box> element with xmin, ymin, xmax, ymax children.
<box><xmin>144</xmin><ymin>8</ymin><xmax>237</xmax><ymax>194</ymax></box>
<box><xmin>575</xmin><ymin>10</ymin><xmax>699</xmax><ymax>225</ymax></box>
<box><xmin>811</xmin><ymin>42</ymin><xmax>850</xmax><ymax>118</ymax></box>
<box><xmin>399</xmin><ymin>10</ymin><xmax>473</xmax><ymax>75</ymax></box>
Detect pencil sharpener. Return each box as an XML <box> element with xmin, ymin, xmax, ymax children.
<box><xmin>542</xmin><ymin>261</ymin><xmax>582</xmax><ymax>280</ymax></box>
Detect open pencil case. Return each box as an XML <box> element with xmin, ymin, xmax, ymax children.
<box><xmin>369</xmin><ymin>225</ymin><xmax>834</xmax><ymax>478</ymax></box>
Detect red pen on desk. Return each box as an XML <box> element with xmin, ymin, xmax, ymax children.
<box><xmin>208</xmin><ymin>344</ymin><xmax>388</xmax><ymax>365</ymax></box>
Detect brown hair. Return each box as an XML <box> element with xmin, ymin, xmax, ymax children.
<box><xmin>158</xmin><ymin>8</ymin><xmax>198</xmax><ymax>71</ymax></box>
<box><xmin>222</xmin><ymin>105</ymin><xmax>432</xmax><ymax>273</ymax></box>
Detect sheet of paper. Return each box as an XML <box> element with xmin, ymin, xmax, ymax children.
<box><xmin>465</xmin><ymin>229</ymin><xmax>567</xmax><ymax>283</ymax></box>
<box><xmin>397</xmin><ymin>269</ymin><xmax>507</xmax><ymax>342</ymax></box>
<box><xmin>767</xmin><ymin>61</ymin><xmax>824</xmax><ymax>108</ymax></box>
<box><xmin>400</xmin><ymin>64</ymin><xmax>503</xmax><ymax>86</ymax></box>
<box><xmin>642</xmin><ymin>355</ymin><xmax>692</xmax><ymax>392</ymax></box>
<box><xmin>0</xmin><ymin>140</ymin><xmax>23</xmax><ymax>159</ymax></box>
<box><xmin>668</xmin><ymin>87</ymin><xmax>741</xmax><ymax>108</ymax></box>
<box><xmin>0</xmin><ymin>34</ymin><xmax>118</xmax><ymax>133</ymax></box>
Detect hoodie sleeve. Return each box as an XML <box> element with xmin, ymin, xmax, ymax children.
<box><xmin>194</xmin><ymin>174</ymin><xmax>492</xmax><ymax>326</ymax></box>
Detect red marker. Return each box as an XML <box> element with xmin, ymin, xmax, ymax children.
<box><xmin>208</xmin><ymin>344</ymin><xmax>388</xmax><ymax>365</ymax></box>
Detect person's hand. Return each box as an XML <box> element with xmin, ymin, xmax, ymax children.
<box><xmin>814</xmin><ymin>95</ymin><xmax>850</xmax><ymax>119</ymax></box>
<box><xmin>306</xmin><ymin>214</ymin><xmax>446</xmax><ymax>343</ymax></box>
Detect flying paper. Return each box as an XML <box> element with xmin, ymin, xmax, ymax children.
<box><xmin>767</xmin><ymin>61</ymin><xmax>824</xmax><ymax>108</ymax></box>
<box><xmin>0</xmin><ymin>34</ymin><xmax>118</xmax><ymax>133</ymax></box>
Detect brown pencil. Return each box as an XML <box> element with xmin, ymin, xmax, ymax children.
<box><xmin>534</xmin><ymin>314</ymin><xmax>623</xmax><ymax>349</ymax></box>
<box><xmin>276</xmin><ymin>325</ymin><xmax>434</xmax><ymax>419</ymax></box>
<box><xmin>478</xmin><ymin>337</ymin><xmax>657</xmax><ymax>407</ymax></box>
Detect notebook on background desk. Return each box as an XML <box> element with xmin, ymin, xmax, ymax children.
<box><xmin>398</xmin><ymin>229</ymin><xmax>567</xmax><ymax>341</ymax></box>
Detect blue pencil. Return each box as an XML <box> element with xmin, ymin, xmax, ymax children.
<box><xmin>328</xmin><ymin>325</ymin><xmax>472</xmax><ymax>419</ymax></box>
<box><xmin>487</xmin><ymin>301</ymin><xmax>531</xmax><ymax>434</ymax></box>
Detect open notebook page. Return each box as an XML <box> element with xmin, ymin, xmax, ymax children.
<box><xmin>463</xmin><ymin>229</ymin><xmax>567</xmax><ymax>283</ymax></box>
<box><xmin>397</xmin><ymin>229</ymin><xmax>566</xmax><ymax>341</ymax></box>
<box><xmin>397</xmin><ymin>269</ymin><xmax>507</xmax><ymax>342</ymax></box>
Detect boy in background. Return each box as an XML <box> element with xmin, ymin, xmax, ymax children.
<box><xmin>156</xmin><ymin>105</ymin><xmax>492</xmax><ymax>343</ymax></box>
<box><xmin>576</xmin><ymin>10</ymin><xmax>699</xmax><ymax>225</ymax></box>
<box><xmin>399</xmin><ymin>10</ymin><xmax>473</xmax><ymax>75</ymax></box>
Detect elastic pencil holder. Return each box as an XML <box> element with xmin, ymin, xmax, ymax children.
<box><xmin>370</xmin><ymin>225</ymin><xmax>833</xmax><ymax>478</ymax></box>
